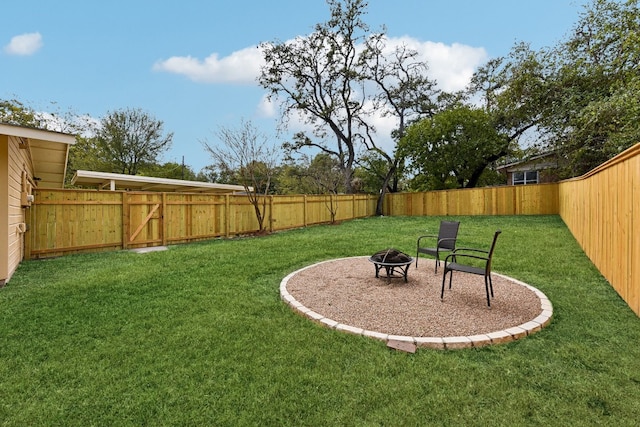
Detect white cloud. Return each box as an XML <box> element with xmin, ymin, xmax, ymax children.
<box><xmin>155</xmin><ymin>36</ymin><xmax>487</xmax><ymax>152</ymax></box>
<box><xmin>153</xmin><ymin>36</ymin><xmax>486</xmax><ymax>93</ymax></box>
<box><xmin>153</xmin><ymin>46</ymin><xmax>263</xmax><ymax>84</ymax></box>
<box><xmin>4</xmin><ymin>32</ymin><xmax>43</xmax><ymax>56</ymax></box>
<box><xmin>256</xmin><ymin>94</ymin><xmax>276</xmax><ymax>118</ymax></box>
<box><xmin>384</xmin><ymin>36</ymin><xmax>487</xmax><ymax>92</ymax></box>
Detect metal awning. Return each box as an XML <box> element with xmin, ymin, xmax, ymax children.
<box><xmin>71</xmin><ymin>170</ymin><xmax>249</xmax><ymax>193</ymax></box>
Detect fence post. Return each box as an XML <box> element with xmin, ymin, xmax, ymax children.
<box><xmin>225</xmin><ymin>194</ymin><xmax>230</xmax><ymax>238</ymax></box>
<box><xmin>303</xmin><ymin>195</ymin><xmax>308</xmax><ymax>227</ymax></box>
<box><xmin>161</xmin><ymin>192</ymin><xmax>167</xmax><ymax>246</ymax></box>
<box><xmin>352</xmin><ymin>194</ymin><xmax>356</xmax><ymax>218</ymax></box>
<box><xmin>24</xmin><ymin>198</ymin><xmax>33</xmax><ymax>260</ymax></box>
<box><xmin>121</xmin><ymin>192</ymin><xmax>129</xmax><ymax>250</ymax></box>
<box><xmin>269</xmin><ymin>195</ymin><xmax>274</xmax><ymax>232</ymax></box>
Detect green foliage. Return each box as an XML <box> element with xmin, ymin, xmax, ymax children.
<box><xmin>195</xmin><ymin>163</ymin><xmax>237</xmax><ymax>185</ymax></box>
<box><xmin>65</xmin><ymin>136</ymin><xmax>105</xmax><ymax>183</ymax></box>
<box><xmin>547</xmin><ymin>0</ymin><xmax>640</xmax><ymax>175</ymax></box>
<box><xmin>354</xmin><ymin>151</ymin><xmax>407</xmax><ymax>194</ymax></box>
<box><xmin>259</xmin><ymin>0</ymin><xmax>369</xmax><ymax>193</ymax></box>
<box><xmin>0</xmin><ymin>98</ymin><xmax>42</xmax><ymax>127</ymax></box>
<box><xmin>2</xmin><ymin>216</ymin><xmax>640</xmax><ymax>425</ymax></box>
<box><xmin>139</xmin><ymin>161</ymin><xmax>200</xmax><ymax>181</ymax></box>
<box><xmin>273</xmin><ymin>154</ymin><xmax>347</xmax><ymax>196</ymax></box>
<box><xmin>304</xmin><ymin>153</ymin><xmax>345</xmax><ymax>194</ymax></box>
<box><xmin>272</xmin><ymin>163</ymin><xmax>311</xmax><ymax>195</ymax></box>
<box><xmin>399</xmin><ymin>106</ymin><xmax>510</xmax><ymax>190</ymax></box>
<box><xmin>471</xmin><ymin>0</ymin><xmax>640</xmax><ymax>177</ymax></box>
<box><xmin>94</xmin><ymin>108</ymin><xmax>173</xmax><ymax>175</ymax></box>
<box><xmin>259</xmin><ymin>0</ymin><xmax>437</xmax><ymax>197</ymax></box>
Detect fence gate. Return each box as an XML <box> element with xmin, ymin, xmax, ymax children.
<box><xmin>124</xmin><ymin>193</ymin><xmax>164</xmax><ymax>249</ymax></box>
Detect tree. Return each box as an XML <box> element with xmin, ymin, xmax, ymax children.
<box><xmin>66</xmin><ymin>135</ymin><xmax>105</xmax><ymax>183</ymax></box>
<box><xmin>94</xmin><ymin>108</ymin><xmax>173</xmax><ymax>175</ymax></box>
<box><xmin>359</xmin><ymin>35</ymin><xmax>440</xmax><ymax>212</ymax></box>
<box><xmin>0</xmin><ymin>98</ymin><xmax>42</xmax><ymax>127</ymax></box>
<box><xmin>259</xmin><ymin>0</ymin><xmax>369</xmax><ymax>194</ymax></box>
<box><xmin>308</xmin><ymin>154</ymin><xmax>345</xmax><ymax>222</ymax></box>
<box><xmin>470</xmin><ymin>0</ymin><xmax>640</xmax><ymax>177</ymax></box>
<box><xmin>354</xmin><ymin>150</ymin><xmax>407</xmax><ymax>194</ymax></box>
<box><xmin>259</xmin><ymin>0</ymin><xmax>437</xmax><ymax>212</ymax></box>
<box><xmin>548</xmin><ymin>0</ymin><xmax>640</xmax><ymax>175</ymax></box>
<box><xmin>197</xmin><ymin>164</ymin><xmax>241</xmax><ymax>185</ymax></box>
<box><xmin>141</xmin><ymin>161</ymin><xmax>200</xmax><ymax>181</ymax></box>
<box><xmin>273</xmin><ymin>154</ymin><xmax>346</xmax><ymax>196</ymax></box>
<box><xmin>1</xmin><ymin>98</ymin><xmax>99</xmax><ymax>184</ymax></box>
<box><xmin>398</xmin><ymin>106</ymin><xmax>510</xmax><ymax>190</ymax></box>
<box><xmin>201</xmin><ymin>119</ymin><xmax>278</xmax><ymax>232</ymax></box>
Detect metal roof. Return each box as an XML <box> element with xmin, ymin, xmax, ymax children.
<box><xmin>495</xmin><ymin>151</ymin><xmax>558</xmax><ymax>172</ymax></box>
<box><xmin>71</xmin><ymin>170</ymin><xmax>249</xmax><ymax>194</ymax></box>
<box><xmin>0</xmin><ymin>123</ymin><xmax>76</xmax><ymax>189</ymax></box>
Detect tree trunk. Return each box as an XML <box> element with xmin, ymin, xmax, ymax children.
<box><xmin>376</xmin><ymin>163</ymin><xmax>397</xmax><ymax>216</ymax></box>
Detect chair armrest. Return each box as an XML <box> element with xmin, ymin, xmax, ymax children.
<box><xmin>444</xmin><ymin>252</ymin><xmax>490</xmax><ymax>264</ymax></box>
<box><xmin>451</xmin><ymin>247</ymin><xmax>489</xmax><ymax>255</ymax></box>
<box><xmin>437</xmin><ymin>237</ymin><xmax>457</xmax><ymax>247</ymax></box>
<box><xmin>417</xmin><ymin>234</ymin><xmax>437</xmax><ymax>245</ymax></box>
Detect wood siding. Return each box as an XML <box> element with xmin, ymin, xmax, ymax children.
<box><xmin>0</xmin><ymin>136</ymin><xmax>8</xmax><ymax>284</ymax></box>
<box><xmin>2</xmin><ymin>135</ymin><xmax>34</xmax><ymax>283</ymax></box>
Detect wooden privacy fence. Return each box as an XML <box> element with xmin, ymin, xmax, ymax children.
<box><xmin>27</xmin><ymin>183</ymin><xmax>558</xmax><ymax>260</ymax></box>
<box><xmin>26</xmin><ymin>191</ymin><xmax>378</xmax><ymax>259</ymax></box>
<box><xmin>383</xmin><ymin>183</ymin><xmax>559</xmax><ymax>216</ymax></box>
<box><xmin>558</xmin><ymin>143</ymin><xmax>640</xmax><ymax>317</ymax></box>
<box><xmin>24</xmin><ymin>144</ymin><xmax>640</xmax><ymax>318</ymax></box>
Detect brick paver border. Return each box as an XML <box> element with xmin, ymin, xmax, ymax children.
<box><xmin>280</xmin><ymin>258</ymin><xmax>553</xmax><ymax>351</ymax></box>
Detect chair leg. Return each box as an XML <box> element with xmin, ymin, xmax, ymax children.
<box><xmin>488</xmin><ymin>274</ymin><xmax>494</xmax><ymax>297</ymax></box>
<box><xmin>441</xmin><ymin>270</ymin><xmax>448</xmax><ymax>300</ymax></box>
<box><xmin>434</xmin><ymin>255</ymin><xmax>439</xmax><ymax>274</ymax></box>
<box><xmin>448</xmin><ymin>270</ymin><xmax>453</xmax><ymax>290</ymax></box>
<box><xmin>484</xmin><ymin>276</ymin><xmax>491</xmax><ymax>307</ymax></box>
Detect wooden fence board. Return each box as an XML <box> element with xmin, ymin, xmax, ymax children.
<box><xmin>559</xmin><ymin>142</ymin><xmax>640</xmax><ymax>317</ymax></box>
<box><xmin>383</xmin><ymin>183</ymin><xmax>558</xmax><ymax>217</ymax></box>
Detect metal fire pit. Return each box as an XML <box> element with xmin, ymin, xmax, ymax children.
<box><xmin>368</xmin><ymin>248</ymin><xmax>413</xmax><ymax>282</ymax></box>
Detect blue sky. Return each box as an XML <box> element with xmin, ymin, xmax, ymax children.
<box><xmin>2</xmin><ymin>0</ymin><xmax>591</xmax><ymax>173</ymax></box>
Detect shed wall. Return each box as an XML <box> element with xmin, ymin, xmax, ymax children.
<box><xmin>4</xmin><ymin>135</ymin><xmax>34</xmax><ymax>283</ymax></box>
<box><xmin>0</xmin><ymin>136</ymin><xmax>8</xmax><ymax>284</ymax></box>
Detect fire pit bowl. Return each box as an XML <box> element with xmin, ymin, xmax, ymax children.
<box><xmin>369</xmin><ymin>248</ymin><xmax>413</xmax><ymax>282</ymax></box>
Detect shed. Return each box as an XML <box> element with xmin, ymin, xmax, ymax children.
<box><xmin>71</xmin><ymin>170</ymin><xmax>250</xmax><ymax>193</ymax></box>
<box><xmin>1</xmin><ymin>123</ymin><xmax>76</xmax><ymax>285</ymax></box>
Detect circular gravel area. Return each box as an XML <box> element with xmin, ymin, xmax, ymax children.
<box><xmin>280</xmin><ymin>257</ymin><xmax>553</xmax><ymax>350</ymax></box>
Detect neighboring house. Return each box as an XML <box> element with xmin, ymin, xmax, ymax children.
<box><xmin>0</xmin><ymin>123</ymin><xmax>76</xmax><ymax>285</ymax></box>
<box><xmin>496</xmin><ymin>151</ymin><xmax>562</xmax><ymax>185</ymax></box>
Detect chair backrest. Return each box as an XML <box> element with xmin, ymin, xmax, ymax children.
<box><xmin>485</xmin><ymin>230</ymin><xmax>502</xmax><ymax>274</ymax></box>
<box><xmin>437</xmin><ymin>221</ymin><xmax>460</xmax><ymax>250</ymax></box>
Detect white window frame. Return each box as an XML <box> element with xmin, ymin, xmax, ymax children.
<box><xmin>513</xmin><ymin>170</ymin><xmax>539</xmax><ymax>185</ymax></box>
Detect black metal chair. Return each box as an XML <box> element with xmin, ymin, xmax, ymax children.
<box><xmin>416</xmin><ymin>221</ymin><xmax>460</xmax><ymax>273</ymax></box>
<box><xmin>441</xmin><ymin>230</ymin><xmax>501</xmax><ymax>307</ymax></box>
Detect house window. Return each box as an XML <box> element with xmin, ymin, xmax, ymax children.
<box><xmin>513</xmin><ymin>170</ymin><xmax>539</xmax><ymax>185</ymax></box>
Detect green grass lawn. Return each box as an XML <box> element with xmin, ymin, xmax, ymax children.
<box><xmin>1</xmin><ymin>215</ymin><xmax>639</xmax><ymax>426</ymax></box>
